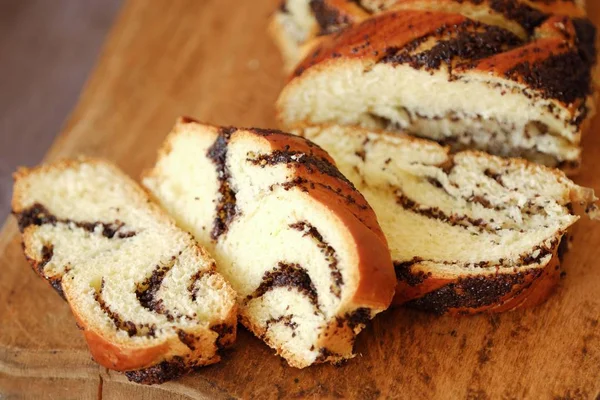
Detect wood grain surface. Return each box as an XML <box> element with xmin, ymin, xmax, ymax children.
<box><xmin>1</xmin><ymin>1</ymin><xmax>599</xmax><ymax>399</ymax></box>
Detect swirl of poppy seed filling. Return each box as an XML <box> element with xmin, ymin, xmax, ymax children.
<box><xmin>247</xmin><ymin>262</ymin><xmax>320</xmax><ymax>309</ymax></box>
<box><xmin>297</xmin><ymin>122</ymin><xmax>595</xmax><ymax>314</ymax></box>
<box><xmin>14</xmin><ymin>203</ymin><xmax>137</xmax><ymax>297</ymax></box>
<box><xmin>15</xmin><ymin>203</ymin><xmax>137</xmax><ymax>239</ymax></box>
<box><xmin>207</xmin><ymin>127</ymin><xmax>239</xmax><ymax>240</ymax></box>
<box><xmin>208</xmin><ymin>133</ymin><xmax>354</xmax><ymax>315</ymax></box>
<box><xmin>15</xmin><ymin>204</ymin><xmax>218</xmax><ymax>340</ymax></box>
<box><xmin>289</xmin><ymin>221</ymin><xmax>343</xmax><ymax>298</ymax></box>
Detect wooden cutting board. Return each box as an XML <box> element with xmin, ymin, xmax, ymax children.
<box><xmin>1</xmin><ymin>1</ymin><xmax>600</xmax><ymax>398</ymax></box>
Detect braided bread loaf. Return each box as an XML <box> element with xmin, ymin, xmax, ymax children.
<box><xmin>273</xmin><ymin>0</ymin><xmax>597</xmax><ymax>172</ymax></box>
<box><xmin>143</xmin><ymin>118</ymin><xmax>395</xmax><ymax>368</ymax></box>
<box><xmin>296</xmin><ymin>124</ymin><xmax>599</xmax><ymax>314</ymax></box>
<box><xmin>12</xmin><ymin>159</ymin><xmax>237</xmax><ymax>384</ymax></box>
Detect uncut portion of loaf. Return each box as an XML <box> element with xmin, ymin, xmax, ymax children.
<box><xmin>12</xmin><ymin>159</ymin><xmax>237</xmax><ymax>385</ymax></box>
<box><xmin>272</xmin><ymin>0</ymin><xmax>590</xmax><ymax>70</ymax></box>
<box><xmin>143</xmin><ymin>118</ymin><xmax>395</xmax><ymax>368</ymax></box>
<box><xmin>274</xmin><ymin>1</ymin><xmax>597</xmax><ymax>172</ymax></box>
<box><xmin>297</xmin><ymin>124</ymin><xmax>599</xmax><ymax>314</ymax></box>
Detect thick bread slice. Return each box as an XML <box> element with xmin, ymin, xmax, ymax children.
<box><xmin>12</xmin><ymin>159</ymin><xmax>237</xmax><ymax>384</ymax></box>
<box><xmin>143</xmin><ymin>118</ymin><xmax>395</xmax><ymax>368</ymax></box>
<box><xmin>297</xmin><ymin>124</ymin><xmax>599</xmax><ymax>314</ymax></box>
<box><xmin>275</xmin><ymin>3</ymin><xmax>597</xmax><ymax>172</ymax></box>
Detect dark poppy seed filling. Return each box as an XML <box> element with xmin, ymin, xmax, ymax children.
<box><xmin>483</xmin><ymin>168</ymin><xmax>507</xmax><ymax>187</ymax></box>
<box><xmin>405</xmin><ymin>269</ymin><xmax>541</xmax><ymax>314</ymax></box>
<box><xmin>39</xmin><ymin>246</ymin><xmax>68</xmax><ymax>301</ymax></box>
<box><xmin>424</xmin><ymin>174</ymin><xmax>551</xmax><ymax>216</ymax></box>
<box><xmin>395</xmin><ymin>190</ymin><xmax>499</xmax><ymax>234</ymax></box>
<box><xmin>177</xmin><ymin>330</ymin><xmax>197</xmax><ymax>351</ymax></box>
<box><xmin>394</xmin><ymin>238</ymin><xmax>558</xmax><ymax>290</ymax></box>
<box><xmin>48</xmin><ymin>278</ymin><xmax>66</xmax><ymax>299</ymax></box>
<box><xmin>381</xmin><ymin>21</ymin><xmax>523</xmax><ymax>71</ymax></box>
<box><xmin>37</xmin><ymin>244</ymin><xmax>55</xmax><ymax>275</ymax></box>
<box><xmin>504</xmin><ymin>50</ymin><xmax>591</xmax><ymax>105</ymax></box>
<box><xmin>247</xmin><ymin>145</ymin><xmax>356</xmax><ymax>189</ymax></box>
<box><xmin>274</xmin><ymin>177</ymin><xmax>369</xmax><ymax>217</ymax></box>
<box><xmin>15</xmin><ymin>203</ymin><xmax>137</xmax><ymax>239</ymax></box>
<box><xmin>289</xmin><ymin>221</ymin><xmax>343</xmax><ymax>298</ymax></box>
<box><xmin>394</xmin><ymin>258</ymin><xmax>430</xmax><ymax>287</ymax></box>
<box><xmin>572</xmin><ymin>17</ymin><xmax>597</xmax><ymax>65</ymax></box>
<box><xmin>135</xmin><ymin>256</ymin><xmax>180</xmax><ymax>322</ymax></box>
<box><xmin>278</xmin><ymin>0</ymin><xmax>288</xmax><ymax>13</ymax></box>
<box><xmin>342</xmin><ymin>307</ymin><xmax>371</xmax><ymax>330</ymax></box>
<box><xmin>427</xmin><ymin>176</ymin><xmax>493</xmax><ymax>210</ymax></box>
<box><xmin>95</xmin><ymin>279</ymin><xmax>157</xmax><ymax>338</ymax></box>
<box><xmin>207</xmin><ymin>127</ymin><xmax>239</xmax><ymax>240</ymax></box>
<box><xmin>247</xmin><ymin>262</ymin><xmax>320</xmax><ymax>309</ymax></box>
<box><xmin>363</xmin><ymin>110</ymin><xmax>573</xmax><ymax>168</ymax></box>
<box><xmin>210</xmin><ymin>323</ymin><xmax>235</xmax><ymax>350</ymax></box>
<box><xmin>457</xmin><ymin>0</ymin><xmax>548</xmax><ymax>34</ymax></box>
<box><xmin>264</xmin><ymin>314</ymin><xmax>298</xmax><ymax>338</ymax></box>
<box><xmin>124</xmin><ymin>356</ymin><xmax>188</xmax><ymax>385</ymax></box>
<box><xmin>188</xmin><ymin>268</ymin><xmax>214</xmax><ymax>302</ymax></box>
<box><xmin>309</xmin><ymin>0</ymin><xmax>354</xmax><ymax>35</ymax></box>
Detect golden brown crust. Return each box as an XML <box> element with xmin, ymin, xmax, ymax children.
<box><xmin>308</xmin><ymin>187</ymin><xmax>395</xmax><ymax>308</ymax></box>
<box><xmin>292</xmin><ymin>10</ymin><xmax>468</xmax><ymax>78</ymax></box>
<box><xmin>77</xmin><ymin>321</ymin><xmax>174</xmax><ymax>371</ymax></box>
<box><xmin>393</xmin><ymin>233</ymin><xmax>566</xmax><ymax>315</ymax></box>
<box><xmin>76</xmin><ymin>313</ymin><xmax>237</xmax><ymax>373</ymax></box>
<box><xmin>291</xmin><ymin>9</ymin><xmax>593</xmax><ymax>108</ymax></box>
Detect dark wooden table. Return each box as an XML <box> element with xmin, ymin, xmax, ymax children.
<box><xmin>0</xmin><ymin>0</ymin><xmax>122</xmax><ymax>218</ymax></box>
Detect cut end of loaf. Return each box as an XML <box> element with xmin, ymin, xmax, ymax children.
<box><xmin>296</xmin><ymin>124</ymin><xmax>598</xmax><ymax>314</ymax></box>
<box><xmin>274</xmin><ymin>3</ymin><xmax>596</xmax><ymax>171</ymax></box>
<box><xmin>12</xmin><ymin>158</ymin><xmax>238</xmax><ymax>383</ymax></box>
<box><xmin>143</xmin><ymin>119</ymin><xmax>395</xmax><ymax>367</ymax></box>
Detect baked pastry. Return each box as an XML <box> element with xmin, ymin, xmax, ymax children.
<box><xmin>296</xmin><ymin>124</ymin><xmax>599</xmax><ymax>314</ymax></box>
<box><xmin>143</xmin><ymin>118</ymin><xmax>395</xmax><ymax>368</ymax></box>
<box><xmin>12</xmin><ymin>159</ymin><xmax>237</xmax><ymax>384</ymax></box>
<box><xmin>274</xmin><ymin>1</ymin><xmax>597</xmax><ymax>172</ymax></box>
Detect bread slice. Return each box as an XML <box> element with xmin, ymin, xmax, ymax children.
<box><xmin>275</xmin><ymin>4</ymin><xmax>597</xmax><ymax>172</ymax></box>
<box><xmin>143</xmin><ymin>118</ymin><xmax>395</xmax><ymax>368</ymax></box>
<box><xmin>295</xmin><ymin>124</ymin><xmax>599</xmax><ymax>314</ymax></box>
<box><xmin>12</xmin><ymin>159</ymin><xmax>237</xmax><ymax>384</ymax></box>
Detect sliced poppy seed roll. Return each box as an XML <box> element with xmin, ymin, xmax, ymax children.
<box><xmin>297</xmin><ymin>124</ymin><xmax>599</xmax><ymax>314</ymax></box>
<box><xmin>12</xmin><ymin>158</ymin><xmax>237</xmax><ymax>384</ymax></box>
<box><xmin>143</xmin><ymin>118</ymin><xmax>395</xmax><ymax>368</ymax></box>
